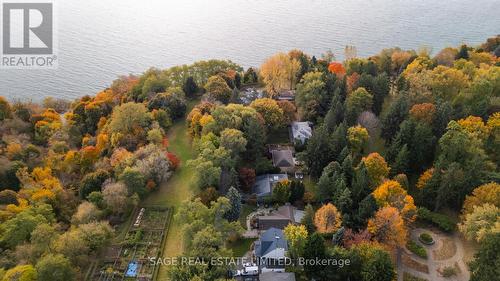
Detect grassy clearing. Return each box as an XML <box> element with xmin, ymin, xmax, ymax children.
<box><xmin>267</xmin><ymin>127</ymin><xmax>291</xmax><ymax>144</ymax></box>
<box><xmin>239</xmin><ymin>204</ymin><xmax>257</xmax><ymax>228</ymax></box>
<box><xmin>227</xmin><ymin>238</ymin><xmax>256</xmax><ymax>257</ymax></box>
<box><xmin>303</xmin><ymin>176</ymin><xmax>317</xmax><ymax>196</ymax></box>
<box><xmin>142</xmin><ymin>100</ymin><xmax>199</xmax><ymax>280</ymax></box>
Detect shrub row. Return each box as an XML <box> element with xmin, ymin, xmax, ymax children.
<box><xmin>406</xmin><ymin>240</ymin><xmax>427</xmax><ymax>259</ymax></box>
<box><xmin>417</xmin><ymin>207</ymin><xmax>456</xmax><ymax>232</ymax></box>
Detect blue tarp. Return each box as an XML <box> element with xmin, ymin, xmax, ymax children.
<box><xmin>125</xmin><ymin>261</ymin><xmax>138</xmax><ymax>277</ymax></box>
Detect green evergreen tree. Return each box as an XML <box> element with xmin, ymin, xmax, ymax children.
<box><xmin>381</xmin><ymin>96</ymin><xmax>409</xmax><ymax>143</ymax></box>
<box><xmin>456</xmin><ymin>44</ymin><xmax>469</xmax><ymax>60</ymax></box>
<box><xmin>392</xmin><ymin>144</ymin><xmax>410</xmax><ymax>175</ymax></box>
<box><xmin>289</xmin><ymin>180</ymin><xmax>305</xmax><ymax>203</ymax></box>
<box><xmin>303</xmin><ymin>233</ymin><xmax>327</xmax><ymax>279</ymax></box>
<box><xmin>301</xmin><ymin>204</ymin><xmax>316</xmax><ymax>233</ymax></box>
<box><xmin>224</xmin><ymin>187</ymin><xmax>242</xmax><ymax>222</ymax></box>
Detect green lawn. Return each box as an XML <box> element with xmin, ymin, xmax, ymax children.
<box><xmin>303</xmin><ymin>176</ymin><xmax>317</xmax><ymax>195</ymax></box>
<box><xmin>239</xmin><ymin>204</ymin><xmax>257</xmax><ymax>228</ymax></box>
<box><xmin>267</xmin><ymin>127</ymin><xmax>291</xmax><ymax>144</ymax></box>
<box><xmin>142</xmin><ymin>100</ymin><xmax>199</xmax><ymax>280</ymax></box>
<box><xmin>227</xmin><ymin>238</ymin><xmax>256</xmax><ymax>257</ymax></box>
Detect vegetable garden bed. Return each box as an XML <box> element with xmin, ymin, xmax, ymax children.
<box><xmin>89</xmin><ymin>206</ymin><xmax>171</xmax><ymax>281</ymax></box>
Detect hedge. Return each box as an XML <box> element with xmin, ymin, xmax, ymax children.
<box><xmin>419</xmin><ymin>233</ymin><xmax>434</xmax><ymax>245</ymax></box>
<box><xmin>406</xmin><ymin>240</ymin><xmax>427</xmax><ymax>259</ymax></box>
<box><xmin>417</xmin><ymin>207</ymin><xmax>456</xmax><ymax>232</ymax></box>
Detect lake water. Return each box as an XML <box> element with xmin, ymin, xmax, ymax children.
<box><xmin>1</xmin><ymin>0</ymin><xmax>499</xmax><ymax>101</ymax></box>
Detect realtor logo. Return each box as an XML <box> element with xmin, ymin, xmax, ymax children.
<box><xmin>1</xmin><ymin>1</ymin><xmax>57</xmax><ymax>68</ymax></box>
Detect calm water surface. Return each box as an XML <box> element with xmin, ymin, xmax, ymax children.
<box><xmin>1</xmin><ymin>0</ymin><xmax>499</xmax><ymax>100</ymax></box>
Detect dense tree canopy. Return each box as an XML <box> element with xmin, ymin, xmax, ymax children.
<box><xmin>1</xmin><ymin>38</ymin><xmax>498</xmax><ymax>280</ymax></box>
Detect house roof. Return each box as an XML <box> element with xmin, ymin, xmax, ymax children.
<box><xmin>277</xmin><ymin>90</ymin><xmax>295</xmax><ymax>100</ymax></box>
<box><xmin>291</xmin><ymin>122</ymin><xmax>312</xmax><ymax>143</ymax></box>
<box><xmin>255</xmin><ymin>227</ymin><xmax>288</xmax><ymax>258</ymax></box>
<box><xmin>260</xmin><ymin>272</ymin><xmax>296</xmax><ymax>281</ymax></box>
<box><xmin>258</xmin><ymin>204</ymin><xmax>305</xmax><ymax>230</ymax></box>
<box><xmin>253</xmin><ymin>174</ymin><xmax>288</xmax><ymax>197</ymax></box>
<box><xmin>271</xmin><ymin>150</ymin><xmax>294</xmax><ymax>168</ymax></box>
<box><xmin>240</xmin><ymin>88</ymin><xmax>264</xmax><ymax>105</ymax></box>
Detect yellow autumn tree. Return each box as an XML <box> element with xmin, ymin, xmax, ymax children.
<box><xmin>250</xmin><ymin>98</ymin><xmax>284</xmax><ymax>128</ymax></box>
<box><xmin>368</xmin><ymin>206</ymin><xmax>407</xmax><ymax>248</ymax></box>
<box><xmin>314</xmin><ymin>203</ymin><xmax>342</xmax><ymax>234</ymax></box>
<box><xmin>6</xmin><ymin>142</ymin><xmax>23</xmax><ymax>160</ymax></box>
<box><xmin>457</xmin><ymin>115</ymin><xmax>490</xmax><ymax>142</ymax></box>
<box><xmin>462</xmin><ymin>182</ymin><xmax>500</xmax><ymax>216</ymax></box>
<box><xmin>487</xmin><ymin>112</ymin><xmax>500</xmax><ymax>163</ymax></box>
<box><xmin>347</xmin><ymin>125</ymin><xmax>369</xmax><ymax>154</ymax></box>
<box><xmin>16</xmin><ymin>167</ymin><xmax>62</xmax><ymax>203</ymax></box>
<box><xmin>284</xmin><ymin>224</ymin><xmax>308</xmax><ymax>258</ymax></box>
<box><xmin>430</xmin><ymin>65</ymin><xmax>469</xmax><ymax>99</ymax></box>
<box><xmin>373</xmin><ymin>180</ymin><xmax>417</xmax><ymax>221</ymax></box>
<box><xmin>260</xmin><ymin>52</ymin><xmax>300</xmax><ymax>96</ymax></box>
<box><xmin>361</xmin><ymin>153</ymin><xmax>390</xmax><ymax>186</ymax></box>
<box><xmin>95</xmin><ymin>133</ymin><xmax>109</xmax><ymax>153</ymax></box>
<box><xmin>187</xmin><ymin>108</ymin><xmax>203</xmax><ymax>137</ymax></box>
<box><xmin>34</xmin><ymin>108</ymin><xmax>62</xmax><ymax>143</ymax></box>
<box><xmin>5</xmin><ymin>198</ymin><xmax>29</xmax><ymax>215</ymax></box>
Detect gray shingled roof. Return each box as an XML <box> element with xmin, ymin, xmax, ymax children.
<box><xmin>253</xmin><ymin>174</ymin><xmax>288</xmax><ymax>197</ymax></box>
<box><xmin>271</xmin><ymin>150</ymin><xmax>294</xmax><ymax>168</ymax></box>
<box><xmin>254</xmin><ymin>227</ymin><xmax>288</xmax><ymax>257</ymax></box>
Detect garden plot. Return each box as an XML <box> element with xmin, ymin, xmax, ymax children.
<box><xmin>90</xmin><ymin>207</ymin><xmax>171</xmax><ymax>281</ymax></box>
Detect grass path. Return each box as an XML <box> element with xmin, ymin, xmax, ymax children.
<box><xmin>142</xmin><ymin>100</ymin><xmax>198</xmax><ymax>280</ymax></box>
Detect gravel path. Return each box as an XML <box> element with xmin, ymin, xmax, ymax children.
<box><xmin>398</xmin><ymin>228</ymin><xmax>470</xmax><ymax>281</ymax></box>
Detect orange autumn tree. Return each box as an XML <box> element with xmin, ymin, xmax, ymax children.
<box><xmin>166</xmin><ymin>152</ymin><xmax>180</xmax><ymax>170</ymax></box>
<box><xmin>314</xmin><ymin>203</ymin><xmax>342</xmax><ymax>234</ymax></box>
<box><xmin>347</xmin><ymin>72</ymin><xmax>360</xmax><ymax>93</ymax></box>
<box><xmin>80</xmin><ymin>145</ymin><xmax>99</xmax><ymax>171</ymax></box>
<box><xmin>409</xmin><ymin>103</ymin><xmax>436</xmax><ymax>124</ymax></box>
<box><xmin>416</xmin><ymin>168</ymin><xmax>434</xmax><ymax>190</ymax></box>
<box><xmin>368</xmin><ymin>206</ymin><xmax>407</xmax><ymax>248</ymax></box>
<box><xmin>95</xmin><ymin>133</ymin><xmax>109</xmax><ymax>154</ymax></box>
<box><xmin>328</xmin><ymin>62</ymin><xmax>346</xmax><ymax>77</ymax></box>
<box><xmin>110</xmin><ymin>148</ymin><xmax>133</xmax><ymax>169</ymax></box>
<box><xmin>373</xmin><ymin>180</ymin><xmax>417</xmax><ymax>221</ymax></box>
